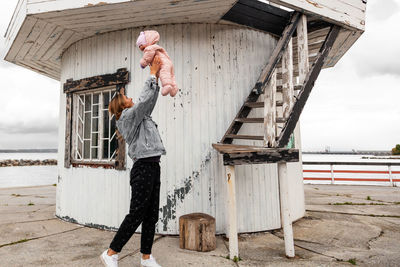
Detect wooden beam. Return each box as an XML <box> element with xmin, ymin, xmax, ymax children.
<box><xmin>225</xmin><ymin>165</ymin><xmax>239</xmax><ymax>260</ymax></box>
<box><xmin>297</xmin><ymin>14</ymin><xmax>309</xmax><ymax>85</ymax></box>
<box><xmin>225</xmin><ymin>134</ymin><xmax>264</xmax><ymax>141</ymax></box>
<box><xmin>254</xmin><ymin>11</ymin><xmax>301</xmax><ymax>93</ymax></box>
<box><xmin>268</xmin><ymin>0</ymin><xmax>366</xmax><ymax>31</ymax></box>
<box><xmin>235</xmin><ymin>118</ymin><xmax>264</xmax><ymax>123</ymax></box>
<box><xmin>64</xmin><ymin>93</ymin><xmax>72</xmax><ymax>168</ymax></box>
<box><xmin>278</xmin><ymin>25</ymin><xmax>340</xmax><ymax>147</ymax></box>
<box><xmin>222</xmin><ymin>148</ymin><xmax>299</xmax><ymax>166</ymax></box>
<box><xmin>63</xmin><ymin>68</ymin><xmax>129</xmax><ymax>94</ymax></box>
<box><xmin>281</xmin><ymin>38</ymin><xmax>294</xmax><ymax>120</ymax></box>
<box><xmin>278</xmin><ymin>162</ymin><xmax>295</xmax><ymax>257</ymax></box>
<box><xmin>264</xmin><ymin>69</ymin><xmax>277</xmax><ymax>147</ymax></box>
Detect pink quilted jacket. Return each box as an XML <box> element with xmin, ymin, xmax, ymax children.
<box><xmin>137</xmin><ymin>30</ymin><xmax>178</xmax><ymax>97</ymax></box>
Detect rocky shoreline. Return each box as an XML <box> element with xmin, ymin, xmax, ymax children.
<box><xmin>0</xmin><ymin>159</ymin><xmax>57</xmax><ymax>167</ymax></box>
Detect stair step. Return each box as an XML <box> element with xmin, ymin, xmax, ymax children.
<box><xmin>244</xmin><ymin>102</ymin><xmax>264</xmax><ymax>108</ymax></box>
<box><xmin>244</xmin><ymin>100</ymin><xmax>286</xmax><ymax>108</ymax></box>
<box><xmin>225</xmin><ymin>134</ymin><xmax>264</xmax><ymax>140</ymax></box>
<box><xmin>276</xmin><ymin>117</ymin><xmax>286</xmax><ymax>123</ymax></box>
<box><xmin>235</xmin><ymin>117</ymin><xmax>286</xmax><ymax>123</ymax></box>
<box><xmin>235</xmin><ymin>118</ymin><xmax>264</xmax><ymax>123</ymax></box>
<box><xmin>276</xmin><ymin>84</ymin><xmax>302</xmax><ymax>92</ymax></box>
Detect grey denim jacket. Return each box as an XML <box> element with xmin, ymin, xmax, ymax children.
<box><xmin>116</xmin><ymin>76</ymin><xmax>166</xmax><ymax>163</ymax></box>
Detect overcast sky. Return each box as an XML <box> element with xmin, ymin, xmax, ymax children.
<box><xmin>0</xmin><ymin>0</ymin><xmax>399</xmax><ymax>151</ymax></box>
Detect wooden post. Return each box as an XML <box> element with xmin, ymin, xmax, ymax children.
<box><xmin>64</xmin><ymin>93</ymin><xmax>72</xmax><ymax>168</ymax></box>
<box><xmin>281</xmin><ymin>38</ymin><xmax>294</xmax><ymax>120</ymax></box>
<box><xmin>297</xmin><ymin>14</ymin><xmax>309</xmax><ymax>86</ymax></box>
<box><xmin>225</xmin><ymin>165</ymin><xmax>238</xmax><ymax>260</ymax></box>
<box><xmin>278</xmin><ymin>162</ymin><xmax>295</xmax><ymax>257</ymax></box>
<box><xmin>330</xmin><ymin>164</ymin><xmax>335</xmax><ymax>184</ymax></box>
<box><xmin>264</xmin><ymin>69</ymin><xmax>277</xmax><ymax>147</ymax></box>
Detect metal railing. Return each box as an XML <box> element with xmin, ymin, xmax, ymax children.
<box><xmin>302</xmin><ymin>161</ymin><xmax>400</xmax><ymax>186</ymax></box>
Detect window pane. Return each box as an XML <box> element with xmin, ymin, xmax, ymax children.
<box><xmin>103</xmin><ymin>92</ymin><xmax>110</xmax><ymax>109</ymax></box>
<box><xmin>93</xmin><ymin>104</ymin><xmax>99</xmax><ymax>117</ymax></box>
<box><xmin>77</xmin><ymin>139</ymin><xmax>83</xmax><ymax>159</ymax></box>
<box><xmin>103</xmin><ymin>110</ymin><xmax>109</xmax><ymax>138</ymax></box>
<box><xmin>110</xmin><ymin>136</ymin><xmax>117</xmax><ymax>159</ymax></box>
<box><xmin>92</xmin><ymin>147</ymin><xmax>98</xmax><ymax>159</ymax></box>
<box><xmin>84</xmin><ymin>113</ymin><xmax>91</xmax><ymax>139</ymax></box>
<box><xmin>102</xmin><ymin>140</ymin><xmax>109</xmax><ymax>159</ymax></box>
<box><xmin>84</xmin><ymin>140</ymin><xmax>90</xmax><ymax>159</ymax></box>
<box><xmin>93</xmin><ymin>93</ymin><xmax>99</xmax><ymax>104</ymax></box>
<box><xmin>92</xmin><ymin>117</ymin><xmax>98</xmax><ymax>132</ymax></box>
<box><xmin>85</xmin><ymin>94</ymin><xmax>91</xmax><ymax>112</ymax></box>
<box><xmin>92</xmin><ymin>133</ymin><xmax>98</xmax><ymax>146</ymax></box>
<box><xmin>78</xmin><ymin>119</ymin><xmax>83</xmax><ymax>140</ymax></box>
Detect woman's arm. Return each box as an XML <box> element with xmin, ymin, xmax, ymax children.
<box><xmin>119</xmin><ymin>56</ymin><xmax>161</xmax><ymax>129</ymax></box>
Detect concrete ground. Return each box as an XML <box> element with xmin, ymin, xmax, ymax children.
<box><xmin>0</xmin><ymin>184</ymin><xmax>399</xmax><ymax>267</ymax></box>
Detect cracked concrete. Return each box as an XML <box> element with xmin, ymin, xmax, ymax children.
<box><xmin>0</xmin><ymin>184</ymin><xmax>399</xmax><ymax>266</ymax></box>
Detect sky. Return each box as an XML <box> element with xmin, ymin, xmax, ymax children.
<box><xmin>0</xmin><ymin>0</ymin><xmax>399</xmax><ymax>151</ymax></box>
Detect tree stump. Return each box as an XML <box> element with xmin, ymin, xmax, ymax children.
<box><xmin>179</xmin><ymin>213</ymin><xmax>216</xmax><ymax>252</ymax></box>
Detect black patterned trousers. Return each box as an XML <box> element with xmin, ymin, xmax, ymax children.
<box><xmin>109</xmin><ymin>160</ymin><xmax>161</xmax><ymax>254</ymax></box>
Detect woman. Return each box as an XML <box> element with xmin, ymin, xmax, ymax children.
<box><xmin>100</xmin><ymin>56</ymin><xmax>165</xmax><ymax>267</ymax></box>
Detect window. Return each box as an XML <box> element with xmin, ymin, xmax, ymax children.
<box><xmin>63</xmin><ymin>68</ymin><xmax>129</xmax><ymax>170</ymax></box>
<box><xmin>72</xmin><ymin>86</ymin><xmax>118</xmax><ymax>162</ymax></box>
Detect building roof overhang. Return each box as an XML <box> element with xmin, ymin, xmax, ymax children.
<box><xmin>3</xmin><ymin>0</ymin><xmax>366</xmax><ymax>81</ymax></box>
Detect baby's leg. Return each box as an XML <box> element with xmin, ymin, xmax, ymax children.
<box><xmin>159</xmin><ymin>66</ymin><xmax>174</xmax><ymax>96</ymax></box>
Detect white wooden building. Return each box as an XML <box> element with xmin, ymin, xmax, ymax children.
<box><xmin>4</xmin><ymin>0</ymin><xmax>366</xmax><ymax>259</ymax></box>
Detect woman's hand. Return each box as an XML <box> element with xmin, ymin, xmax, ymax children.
<box><xmin>150</xmin><ymin>55</ymin><xmax>161</xmax><ymax>78</ymax></box>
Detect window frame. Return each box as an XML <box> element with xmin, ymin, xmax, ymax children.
<box><xmin>63</xmin><ymin>68</ymin><xmax>129</xmax><ymax>170</ymax></box>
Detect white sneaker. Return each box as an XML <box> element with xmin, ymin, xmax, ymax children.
<box><xmin>141</xmin><ymin>254</ymin><xmax>162</xmax><ymax>267</ymax></box>
<box><xmin>100</xmin><ymin>249</ymin><xmax>118</xmax><ymax>267</ymax></box>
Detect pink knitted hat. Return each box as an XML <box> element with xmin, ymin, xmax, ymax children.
<box><xmin>136</xmin><ymin>31</ymin><xmax>147</xmax><ymax>47</ymax></box>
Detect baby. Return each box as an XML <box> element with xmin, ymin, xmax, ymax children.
<box><xmin>136</xmin><ymin>30</ymin><xmax>178</xmax><ymax>97</ymax></box>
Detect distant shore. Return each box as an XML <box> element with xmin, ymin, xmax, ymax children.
<box><xmin>0</xmin><ymin>159</ymin><xmax>57</xmax><ymax>167</ymax></box>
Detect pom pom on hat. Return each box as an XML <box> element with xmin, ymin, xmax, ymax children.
<box><xmin>136</xmin><ymin>31</ymin><xmax>146</xmax><ymax>47</ymax></box>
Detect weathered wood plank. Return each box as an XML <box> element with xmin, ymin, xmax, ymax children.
<box><xmin>63</xmin><ymin>68</ymin><xmax>129</xmax><ymax>93</ymax></box>
<box><xmin>225</xmin><ymin>165</ymin><xmax>239</xmax><ymax>259</ymax></box>
<box><xmin>64</xmin><ymin>93</ymin><xmax>72</xmax><ymax>168</ymax></box>
<box><xmin>268</xmin><ymin>0</ymin><xmax>366</xmax><ymax>31</ymax></box>
<box><xmin>264</xmin><ymin>69</ymin><xmax>277</xmax><ymax>147</ymax></box>
<box><xmin>297</xmin><ymin>14</ymin><xmax>309</xmax><ymax>85</ymax></box>
<box><xmin>235</xmin><ymin>118</ymin><xmax>264</xmax><ymax>123</ymax></box>
<box><xmin>225</xmin><ymin>134</ymin><xmax>264</xmax><ymax>141</ymax></box>
<box><xmin>278</xmin><ymin>25</ymin><xmax>340</xmax><ymax>147</ymax></box>
<box><xmin>244</xmin><ymin>102</ymin><xmax>264</xmax><ymax>108</ymax></box>
<box><xmin>278</xmin><ymin>162</ymin><xmax>295</xmax><ymax>257</ymax></box>
<box><xmin>281</xmin><ymin>38</ymin><xmax>294</xmax><ymax>120</ymax></box>
<box><xmin>222</xmin><ymin>149</ymin><xmax>299</xmax><ymax>166</ymax></box>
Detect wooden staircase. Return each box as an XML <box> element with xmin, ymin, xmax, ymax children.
<box><xmin>212</xmin><ymin>11</ymin><xmax>340</xmax><ymax>260</ymax></box>
<box><xmin>216</xmin><ymin>12</ymin><xmax>339</xmax><ymax>154</ymax></box>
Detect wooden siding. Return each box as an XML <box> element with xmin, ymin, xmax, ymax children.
<box><xmin>57</xmin><ymin>24</ymin><xmax>305</xmax><ymax>234</ymax></box>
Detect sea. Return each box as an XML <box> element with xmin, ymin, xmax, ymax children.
<box><xmin>0</xmin><ymin>152</ymin><xmax>399</xmax><ymax>188</ymax></box>
<box><xmin>0</xmin><ymin>153</ymin><xmax>58</xmax><ymax>188</ymax></box>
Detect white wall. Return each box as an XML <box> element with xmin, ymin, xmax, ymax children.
<box><xmin>57</xmin><ymin>23</ymin><xmax>305</xmax><ymax>234</ymax></box>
